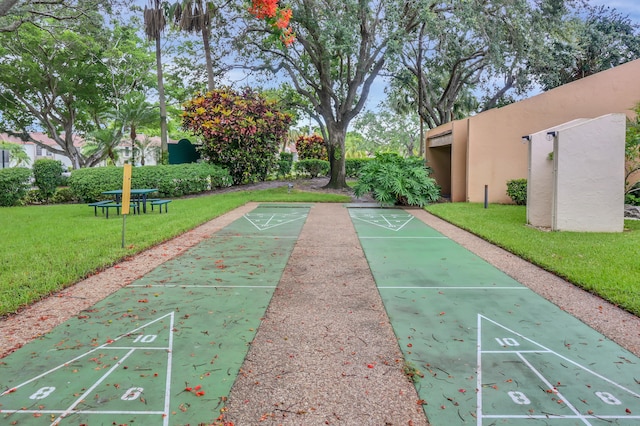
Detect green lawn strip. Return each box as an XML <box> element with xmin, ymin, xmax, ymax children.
<box><xmin>0</xmin><ymin>187</ymin><xmax>349</xmax><ymax>316</ymax></box>
<box><xmin>425</xmin><ymin>203</ymin><xmax>640</xmax><ymax>317</ymax></box>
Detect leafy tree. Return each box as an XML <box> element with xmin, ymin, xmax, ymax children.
<box><xmin>528</xmin><ymin>4</ymin><xmax>640</xmax><ymax>91</ymax></box>
<box><xmin>0</xmin><ymin>17</ymin><xmax>154</xmax><ymax>168</ymax></box>
<box><xmin>181</xmin><ymin>87</ymin><xmax>292</xmax><ymax>184</ymax></box>
<box><xmin>387</xmin><ymin>0</ymin><xmax>577</xmax><ymax>130</ymax></box>
<box><xmin>0</xmin><ymin>0</ymin><xmax>112</xmax><ymax>33</ymax></box>
<box><xmin>353</xmin><ymin>107</ymin><xmax>420</xmax><ymax>157</ymax></box>
<box><xmin>237</xmin><ymin>0</ymin><xmax>417</xmax><ymax>189</ymax></box>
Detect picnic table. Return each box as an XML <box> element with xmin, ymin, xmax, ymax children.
<box><xmin>102</xmin><ymin>188</ymin><xmax>158</xmax><ymax>214</ymax></box>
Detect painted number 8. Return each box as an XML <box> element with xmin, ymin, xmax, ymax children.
<box><xmin>29</xmin><ymin>387</ymin><xmax>56</xmax><ymax>400</ymax></box>
<box><xmin>507</xmin><ymin>391</ymin><xmax>531</xmax><ymax>405</ymax></box>
<box><xmin>595</xmin><ymin>391</ymin><xmax>621</xmax><ymax>405</ymax></box>
<box><xmin>121</xmin><ymin>387</ymin><xmax>144</xmax><ymax>401</ymax></box>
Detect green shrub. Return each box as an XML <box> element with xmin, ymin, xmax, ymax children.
<box><xmin>33</xmin><ymin>158</ymin><xmax>63</xmax><ymax>201</ymax></box>
<box><xmin>506</xmin><ymin>178</ymin><xmax>527</xmax><ymax>205</ymax></box>
<box><xmin>277</xmin><ymin>152</ymin><xmax>294</xmax><ymax>177</ymax></box>
<box><xmin>69</xmin><ymin>163</ymin><xmax>231</xmax><ymax>202</ymax></box>
<box><xmin>51</xmin><ymin>187</ymin><xmax>77</xmax><ymax>204</ymax></box>
<box><xmin>294</xmin><ymin>159</ymin><xmax>330</xmax><ymax>178</ymax></box>
<box><xmin>22</xmin><ymin>189</ymin><xmax>46</xmax><ymax>205</ymax></box>
<box><xmin>345</xmin><ymin>158</ymin><xmax>372</xmax><ymax>178</ymax></box>
<box><xmin>353</xmin><ymin>153</ymin><xmax>440</xmax><ymax>207</ymax></box>
<box><xmin>0</xmin><ymin>167</ymin><xmax>31</xmax><ymax>207</ymax></box>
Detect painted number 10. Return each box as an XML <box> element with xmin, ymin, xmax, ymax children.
<box><xmin>495</xmin><ymin>337</ymin><xmax>520</xmax><ymax>347</ymax></box>
<box><xmin>133</xmin><ymin>335</ymin><xmax>157</xmax><ymax>343</ymax></box>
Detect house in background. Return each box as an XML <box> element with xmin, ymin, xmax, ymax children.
<box><xmin>0</xmin><ymin>133</ymin><xmax>187</xmax><ymax>169</ymax></box>
<box><xmin>426</xmin><ymin>59</ymin><xmax>640</xmax><ymax>203</ymax></box>
<box><xmin>0</xmin><ymin>132</ymin><xmax>77</xmax><ymax>170</ymax></box>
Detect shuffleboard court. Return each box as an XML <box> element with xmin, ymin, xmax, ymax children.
<box><xmin>350</xmin><ymin>208</ymin><xmax>640</xmax><ymax>426</ymax></box>
<box><xmin>0</xmin><ymin>204</ymin><xmax>309</xmax><ymax>425</ymax></box>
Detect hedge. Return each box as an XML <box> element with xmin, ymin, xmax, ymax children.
<box><xmin>69</xmin><ymin>163</ymin><xmax>232</xmax><ymax>202</ymax></box>
<box><xmin>0</xmin><ymin>167</ymin><xmax>32</xmax><ymax>207</ymax></box>
<box><xmin>294</xmin><ymin>159</ymin><xmax>330</xmax><ymax>178</ymax></box>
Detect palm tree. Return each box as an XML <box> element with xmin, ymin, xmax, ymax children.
<box><xmin>118</xmin><ymin>94</ymin><xmax>159</xmax><ymax>165</ymax></box>
<box><xmin>135</xmin><ymin>136</ymin><xmax>160</xmax><ymax>166</ymax></box>
<box><xmin>170</xmin><ymin>0</ymin><xmax>217</xmax><ymax>91</ymax></box>
<box><xmin>144</xmin><ymin>0</ymin><xmax>169</xmax><ymax>164</ymax></box>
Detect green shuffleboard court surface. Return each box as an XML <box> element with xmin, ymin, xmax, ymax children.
<box><xmin>349</xmin><ymin>208</ymin><xmax>640</xmax><ymax>426</ymax></box>
<box><xmin>0</xmin><ymin>205</ymin><xmax>309</xmax><ymax>425</ymax></box>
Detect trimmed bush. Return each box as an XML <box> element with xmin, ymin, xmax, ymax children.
<box><xmin>0</xmin><ymin>167</ymin><xmax>31</xmax><ymax>207</ymax></box>
<box><xmin>506</xmin><ymin>178</ymin><xmax>527</xmax><ymax>205</ymax></box>
<box><xmin>354</xmin><ymin>153</ymin><xmax>440</xmax><ymax>207</ymax></box>
<box><xmin>51</xmin><ymin>187</ymin><xmax>77</xmax><ymax>204</ymax></box>
<box><xmin>69</xmin><ymin>163</ymin><xmax>231</xmax><ymax>202</ymax></box>
<box><xmin>345</xmin><ymin>158</ymin><xmax>372</xmax><ymax>178</ymax></box>
<box><xmin>33</xmin><ymin>158</ymin><xmax>63</xmax><ymax>201</ymax></box>
<box><xmin>294</xmin><ymin>159</ymin><xmax>330</xmax><ymax>178</ymax></box>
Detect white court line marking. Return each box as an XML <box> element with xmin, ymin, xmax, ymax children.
<box><xmin>243</xmin><ymin>212</ymin><xmax>306</xmax><ymax>231</ymax></box>
<box><xmin>477</xmin><ymin>314</ymin><xmax>640</xmax><ymax>426</ymax></box>
<box><xmin>350</xmin><ymin>212</ymin><xmax>414</xmax><ymax>231</ymax></box>
<box><xmin>378</xmin><ymin>286</ymin><xmax>526</xmax><ymax>290</ymax></box>
<box><xmin>163</xmin><ymin>311</ymin><xmax>175</xmax><ymax>426</ymax></box>
<box><xmin>359</xmin><ymin>236</ymin><xmax>448</xmax><ymax>239</ymax></box>
<box><xmin>128</xmin><ymin>285</ymin><xmax>277</xmax><ymax>288</ymax></box>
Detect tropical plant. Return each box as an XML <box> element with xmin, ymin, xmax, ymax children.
<box><xmin>181</xmin><ymin>87</ymin><xmax>292</xmax><ymax>184</ymax></box>
<box><xmin>0</xmin><ymin>141</ymin><xmax>30</xmax><ymax>166</ymax></box>
<box><xmin>117</xmin><ymin>93</ymin><xmax>159</xmax><ymax>165</ymax></box>
<box><xmin>625</xmin><ymin>103</ymin><xmax>640</xmax><ymax>205</ymax></box>
<box><xmin>354</xmin><ymin>153</ymin><xmax>440</xmax><ymax>207</ymax></box>
<box><xmin>294</xmin><ymin>159</ymin><xmax>329</xmax><ymax>178</ymax></box>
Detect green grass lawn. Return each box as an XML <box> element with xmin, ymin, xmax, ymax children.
<box><xmin>425</xmin><ymin>203</ymin><xmax>640</xmax><ymax>317</ymax></box>
<box><xmin>0</xmin><ymin>187</ymin><xmax>350</xmax><ymax>316</ymax></box>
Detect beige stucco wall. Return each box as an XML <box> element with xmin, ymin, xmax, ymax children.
<box><xmin>552</xmin><ymin>114</ymin><xmax>625</xmax><ymax>232</ymax></box>
<box><xmin>527</xmin><ymin>119</ymin><xmax>587</xmax><ymax>227</ymax></box>
<box><xmin>427</xmin><ymin>58</ymin><xmax>640</xmax><ymax>203</ymax></box>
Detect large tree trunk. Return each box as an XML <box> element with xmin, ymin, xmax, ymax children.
<box><xmin>325</xmin><ymin>123</ymin><xmax>348</xmax><ymax>189</ymax></box>
<box><xmin>155</xmin><ymin>37</ymin><xmax>169</xmax><ymax>164</ymax></box>
<box><xmin>202</xmin><ymin>22</ymin><xmax>215</xmax><ymax>91</ymax></box>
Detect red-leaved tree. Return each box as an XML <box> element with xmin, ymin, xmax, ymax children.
<box><xmin>296</xmin><ymin>134</ymin><xmax>327</xmax><ymax>161</ymax></box>
<box><xmin>182</xmin><ymin>87</ymin><xmax>292</xmax><ymax>184</ymax></box>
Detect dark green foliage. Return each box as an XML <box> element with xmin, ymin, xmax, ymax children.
<box><xmin>345</xmin><ymin>158</ymin><xmax>372</xmax><ymax>178</ymax></box>
<box><xmin>277</xmin><ymin>152</ymin><xmax>294</xmax><ymax>177</ymax></box>
<box><xmin>69</xmin><ymin>163</ymin><xmax>231</xmax><ymax>202</ymax></box>
<box><xmin>294</xmin><ymin>159</ymin><xmax>330</xmax><ymax>178</ymax></box>
<box><xmin>506</xmin><ymin>178</ymin><xmax>527</xmax><ymax>205</ymax></box>
<box><xmin>295</xmin><ymin>134</ymin><xmax>328</xmax><ymax>161</ymax></box>
<box><xmin>182</xmin><ymin>88</ymin><xmax>292</xmax><ymax>185</ymax></box>
<box><xmin>353</xmin><ymin>153</ymin><xmax>440</xmax><ymax>207</ymax></box>
<box><xmin>0</xmin><ymin>167</ymin><xmax>31</xmax><ymax>207</ymax></box>
<box><xmin>32</xmin><ymin>159</ymin><xmax>63</xmax><ymax>201</ymax></box>
<box><xmin>51</xmin><ymin>187</ymin><xmax>77</xmax><ymax>204</ymax></box>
